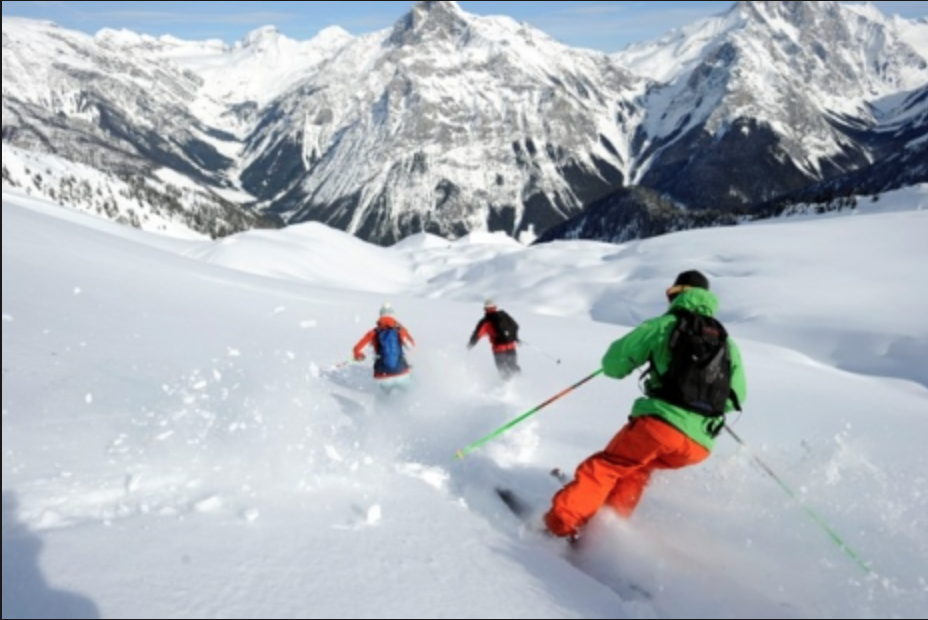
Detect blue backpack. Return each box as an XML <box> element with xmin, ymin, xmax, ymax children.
<box><xmin>375</xmin><ymin>326</ymin><xmax>408</xmax><ymax>375</ymax></box>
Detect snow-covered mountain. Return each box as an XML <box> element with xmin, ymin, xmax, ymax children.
<box><xmin>2</xmin><ymin>1</ymin><xmax>926</xmax><ymax>245</ymax></box>
<box><xmin>618</xmin><ymin>2</ymin><xmax>927</xmax><ymax>86</ymax></box>
<box><xmin>238</xmin><ymin>0</ymin><xmax>646</xmax><ymax>245</ymax></box>
<box><xmin>1</xmin><ymin>18</ymin><xmax>239</xmax><ymax>185</ymax></box>
<box><xmin>618</xmin><ymin>0</ymin><xmax>928</xmax><ymax>212</ymax></box>
<box><xmin>97</xmin><ymin>25</ymin><xmax>354</xmax><ymax>111</ymax></box>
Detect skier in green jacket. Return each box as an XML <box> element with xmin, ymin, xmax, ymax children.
<box><xmin>544</xmin><ymin>270</ymin><xmax>748</xmax><ymax>539</ymax></box>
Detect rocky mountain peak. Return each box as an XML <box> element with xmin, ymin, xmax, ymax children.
<box><xmin>412</xmin><ymin>1</ymin><xmax>463</xmax><ymax>17</ymax></box>
<box><xmin>737</xmin><ymin>1</ymin><xmax>842</xmax><ymax>27</ymax></box>
<box><xmin>237</xmin><ymin>26</ymin><xmax>283</xmax><ymax>50</ymax></box>
<box><xmin>390</xmin><ymin>0</ymin><xmax>470</xmax><ymax>47</ymax></box>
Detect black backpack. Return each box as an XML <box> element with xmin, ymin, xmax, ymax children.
<box><xmin>489</xmin><ymin>311</ymin><xmax>519</xmax><ymax>345</ymax></box>
<box><xmin>645</xmin><ymin>309</ymin><xmax>740</xmax><ymax>427</ymax></box>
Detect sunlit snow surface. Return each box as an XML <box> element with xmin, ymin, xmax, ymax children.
<box><xmin>3</xmin><ymin>185</ymin><xmax>928</xmax><ymax>619</ymax></box>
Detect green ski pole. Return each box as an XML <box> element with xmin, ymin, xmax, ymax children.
<box><xmin>455</xmin><ymin>369</ymin><xmax>603</xmax><ymax>460</ymax></box>
<box><xmin>724</xmin><ymin>425</ymin><xmax>875</xmax><ymax>577</ymax></box>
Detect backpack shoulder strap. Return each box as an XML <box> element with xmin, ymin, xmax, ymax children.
<box><xmin>639</xmin><ymin>310</ymin><xmax>683</xmax><ymax>385</ymax></box>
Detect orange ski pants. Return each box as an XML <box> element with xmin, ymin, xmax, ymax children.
<box><xmin>544</xmin><ymin>416</ymin><xmax>710</xmax><ymax>537</ymax></box>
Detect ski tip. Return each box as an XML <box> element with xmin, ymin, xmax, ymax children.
<box><xmin>495</xmin><ymin>486</ymin><xmax>531</xmax><ymax>519</ymax></box>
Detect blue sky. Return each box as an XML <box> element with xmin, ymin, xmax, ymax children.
<box><xmin>2</xmin><ymin>1</ymin><xmax>927</xmax><ymax>52</ymax></box>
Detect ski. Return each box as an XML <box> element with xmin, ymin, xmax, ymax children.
<box><xmin>495</xmin><ymin>487</ymin><xmax>535</xmax><ymax>521</ymax></box>
<box><xmin>494</xmin><ymin>470</ymin><xmax>567</xmax><ymax>528</ymax></box>
<box><xmin>495</xmin><ymin>469</ymin><xmax>568</xmax><ymax>527</ymax></box>
<box><xmin>495</xmin><ymin>480</ymin><xmax>654</xmax><ymax>602</ymax></box>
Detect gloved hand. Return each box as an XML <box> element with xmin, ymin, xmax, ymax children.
<box><xmin>354</xmin><ymin>353</ymin><xmax>366</xmax><ymax>362</ymax></box>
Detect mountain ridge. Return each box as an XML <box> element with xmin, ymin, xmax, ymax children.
<box><xmin>3</xmin><ymin>2</ymin><xmax>926</xmax><ymax>245</ymax></box>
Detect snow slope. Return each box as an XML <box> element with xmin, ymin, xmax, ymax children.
<box><xmin>3</xmin><ymin>187</ymin><xmax>927</xmax><ymax>619</ymax></box>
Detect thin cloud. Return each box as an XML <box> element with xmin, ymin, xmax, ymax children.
<box><xmin>26</xmin><ymin>0</ymin><xmax>79</xmax><ymax>16</ymax></box>
<box><xmin>527</xmin><ymin>5</ymin><xmax>721</xmax><ymax>47</ymax></box>
<box><xmin>26</xmin><ymin>3</ymin><xmax>298</xmax><ymax>30</ymax></box>
<box><xmin>548</xmin><ymin>5</ymin><xmax>631</xmax><ymax>18</ymax></box>
<box><xmin>77</xmin><ymin>11</ymin><xmax>299</xmax><ymax>26</ymax></box>
<box><xmin>29</xmin><ymin>0</ymin><xmax>72</xmax><ymax>8</ymax></box>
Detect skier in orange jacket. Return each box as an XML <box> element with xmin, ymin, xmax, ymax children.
<box><xmin>353</xmin><ymin>303</ymin><xmax>416</xmax><ymax>391</ymax></box>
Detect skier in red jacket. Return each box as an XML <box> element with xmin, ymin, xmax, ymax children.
<box><xmin>467</xmin><ymin>299</ymin><xmax>521</xmax><ymax>380</ymax></box>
